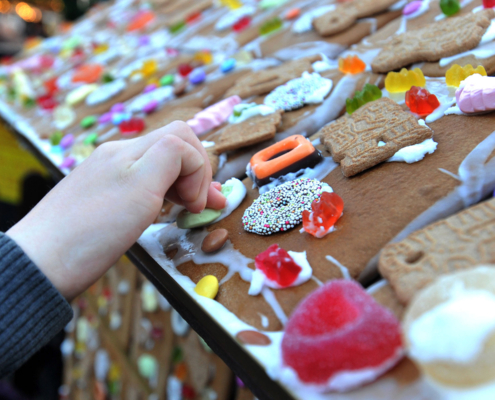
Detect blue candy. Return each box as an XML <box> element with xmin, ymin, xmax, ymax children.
<box><xmin>220</xmin><ymin>58</ymin><xmax>236</xmax><ymax>73</ymax></box>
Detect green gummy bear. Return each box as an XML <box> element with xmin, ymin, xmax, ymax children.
<box><xmin>440</xmin><ymin>0</ymin><xmax>460</xmax><ymax>16</ymax></box>
<box><xmin>102</xmin><ymin>73</ymin><xmax>115</xmax><ymax>83</ymax></box>
<box><xmin>171</xmin><ymin>346</ymin><xmax>183</xmax><ymax>364</ymax></box>
<box><xmin>346</xmin><ymin>84</ymin><xmax>382</xmax><ymax>114</ymax></box>
<box><xmin>259</xmin><ymin>17</ymin><xmax>283</xmax><ymax>35</ymax></box>
<box><xmin>177</xmin><ymin>208</ymin><xmax>222</xmax><ymax>229</ymax></box>
<box><xmin>80</xmin><ymin>115</ymin><xmax>97</xmax><ymax>129</ymax></box>
<box><xmin>50</xmin><ymin>131</ymin><xmax>63</xmax><ymax>146</ymax></box>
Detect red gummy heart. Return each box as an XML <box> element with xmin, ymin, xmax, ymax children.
<box><xmin>119</xmin><ymin>118</ymin><xmax>145</xmax><ymax>136</ymax></box>
<box><xmin>405</xmin><ymin>86</ymin><xmax>440</xmax><ymax>115</ymax></box>
<box><xmin>302</xmin><ymin>191</ymin><xmax>343</xmax><ymax>238</ymax></box>
<box><xmin>255</xmin><ymin>244</ymin><xmax>302</xmax><ymax>287</ymax></box>
<box><xmin>282</xmin><ymin>280</ymin><xmax>402</xmax><ymax>390</ymax></box>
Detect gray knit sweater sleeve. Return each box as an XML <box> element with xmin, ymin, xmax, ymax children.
<box><xmin>0</xmin><ymin>232</ymin><xmax>73</xmax><ymax>377</ymax></box>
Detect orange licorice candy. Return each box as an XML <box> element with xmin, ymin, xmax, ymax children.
<box><xmin>250</xmin><ymin>135</ymin><xmax>322</xmax><ymax>186</ymax></box>
<box><xmin>72</xmin><ymin>64</ymin><xmax>104</xmax><ymax>84</ymax></box>
<box><xmin>338</xmin><ymin>55</ymin><xmax>366</xmax><ymax>74</ymax></box>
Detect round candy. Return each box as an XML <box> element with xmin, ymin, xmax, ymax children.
<box><xmin>60</xmin><ymin>156</ymin><xmax>76</xmax><ymax>169</ymax></box>
<box><xmin>242</xmin><ymin>178</ymin><xmax>330</xmax><ymax>235</ymax></box>
<box><xmin>440</xmin><ymin>0</ymin><xmax>460</xmax><ymax>16</ymax></box>
<box><xmin>110</xmin><ymin>103</ymin><xmax>125</xmax><ymax>113</ymax></box>
<box><xmin>137</xmin><ymin>354</ymin><xmax>157</xmax><ymax>379</ymax></box>
<box><xmin>160</xmin><ymin>74</ymin><xmax>174</xmax><ymax>86</ymax></box>
<box><xmin>201</xmin><ymin>229</ymin><xmax>229</xmax><ymax>253</ymax></box>
<box><xmin>176</xmin><ymin>209</ymin><xmax>222</xmax><ymax>229</ymax></box>
<box><xmin>143</xmin><ymin>84</ymin><xmax>157</xmax><ymax>93</ymax></box>
<box><xmin>80</xmin><ymin>115</ymin><xmax>97</xmax><ymax>129</ymax></box>
<box><xmin>178</xmin><ymin>63</ymin><xmax>193</xmax><ymax>77</ymax></box>
<box><xmin>112</xmin><ymin>112</ymin><xmax>132</xmax><ymax>126</ymax></box>
<box><xmin>403</xmin><ymin>0</ymin><xmax>422</xmax><ymax>15</ymax></box>
<box><xmin>50</xmin><ymin>131</ymin><xmax>63</xmax><ymax>146</ymax></box>
<box><xmin>403</xmin><ymin>266</ymin><xmax>495</xmax><ymax>390</ymax></box>
<box><xmin>220</xmin><ymin>58</ymin><xmax>236</xmax><ymax>73</ymax></box>
<box><xmin>84</xmin><ymin>132</ymin><xmax>98</xmax><ymax>145</ymax></box>
<box><xmin>189</xmin><ymin>68</ymin><xmax>206</xmax><ymax>85</ymax></box>
<box><xmin>143</xmin><ymin>100</ymin><xmax>159</xmax><ymax>114</ymax></box>
<box><xmin>53</xmin><ymin>105</ymin><xmax>76</xmax><ymax>130</ymax></box>
<box><xmin>98</xmin><ymin>112</ymin><xmax>113</xmax><ymax>124</ymax></box>
<box><xmin>194</xmin><ymin>275</ymin><xmax>219</xmax><ymax>299</ymax></box>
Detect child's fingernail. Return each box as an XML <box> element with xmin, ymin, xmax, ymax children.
<box><xmin>212</xmin><ymin>182</ymin><xmax>222</xmax><ymax>190</ymax></box>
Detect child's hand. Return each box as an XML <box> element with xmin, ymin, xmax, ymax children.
<box><xmin>7</xmin><ymin>121</ymin><xmax>226</xmax><ymax>300</ymax></box>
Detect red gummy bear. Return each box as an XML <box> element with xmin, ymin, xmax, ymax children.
<box><xmin>119</xmin><ymin>118</ymin><xmax>145</xmax><ymax>136</ymax></box>
<box><xmin>255</xmin><ymin>244</ymin><xmax>302</xmax><ymax>287</ymax></box>
<box><xmin>405</xmin><ymin>86</ymin><xmax>440</xmax><ymax>115</ymax></box>
<box><xmin>233</xmin><ymin>16</ymin><xmax>251</xmax><ymax>32</ymax></box>
<box><xmin>282</xmin><ymin>280</ymin><xmax>403</xmax><ymax>391</ymax></box>
<box><xmin>302</xmin><ymin>192</ymin><xmax>343</xmax><ymax>238</ymax></box>
<box><xmin>483</xmin><ymin>0</ymin><xmax>495</xmax><ymax>8</ymax></box>
<box><xmin>37</xmin><ymin>94</ymin><xmax>57</xmax><ymax>110</ymax></box>
<box><xmin>178</xmin><ymin>63</ymin><xmax>193</xmax><ymax>77</ymax></box>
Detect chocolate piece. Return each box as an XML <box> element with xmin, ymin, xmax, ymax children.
<box><xmin>202</xmin><ymin>229</ymin><xmax>229</xmax><ymax>253</ymax></box>
<box><xmin>236</xmin><ymin>330</ymin><xmax>272</xmax><ymax>346</ymax></box>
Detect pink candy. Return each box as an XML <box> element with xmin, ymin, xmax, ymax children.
<box><xmin>186</xmin><ymin>95</ymin><xmax>241</xmax><ymax>135</ymax></box>
<box><xmin>456</xmin><ymin>74</ymin><xmax>495</xmax><ymax>114</ymax></box>
<box><xmin>403</xmin><ymin>0</ymin><xmax>422</xmax><ymax>15</ymax></box>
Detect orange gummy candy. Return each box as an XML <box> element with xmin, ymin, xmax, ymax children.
<box><xmin>338</xmin><ymin>55</ymin><xmax>366</xmax><ymax>74</ymax></box>
<box><xmin>127</xmin><ymin>10</ymin><xmax>155</xmax><ymax>32</ymax></box>
<box><xmin>285</xmin><ymin>8</ymin><xmax>301</xmax><ymax>19</ymax></box>
<box><xmin>174</xmin><ymin>362</ymin><xmax>188</xmax><ymax>381</ymax></box>
<box><xmin>72</xmin><ymin>64</ymin><xmax>104</xmax><ymax>84</ymax></box>
<box><xmin>302</xmin><ymin>192</ymin><xmax>344</xmax><ymax>238</ymax></box>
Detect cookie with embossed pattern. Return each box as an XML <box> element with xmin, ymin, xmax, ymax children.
<box><xmin>379</xmin><ymin>197</ymin><xmax>495</xmax><ymax>304</ymax></box>
<box><xmin>372</xmin><ymin>9</ymin><xmax>495</xmax><ymax>73</ymax></box>
<box><xmin>319</xmin><ymin>97</ymin><xmax>432</xmax><ymax>177</ymax></box>
<box><xmin>313</xmin><ymin>0</ymin><xmax>398</xmax><ymax>37</ymax></box>
<box><xmin>224</xmin><ymin>55</ymin><xmax>321</xmax><ymax>99</ymax></box>
<box><xmin>213</xmin><ymin>110</ymin><xmax>283</xmax><ymax>154</ymax></box>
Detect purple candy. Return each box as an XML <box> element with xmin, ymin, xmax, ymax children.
<box><xmin>403</xmin><ymin>0</ymin><xmax>422</xmax><ymax>15</ymax></box>
<box><xmin>189</xmin><ymin>68</ymin><xmax>206</xmax><ymax>85</ymax></box>
<box><xmin>60</xmin><ymin>156</ymin><xmax>76</xmax><ymax>169</ymax></box>
<box><xmin>138</xmin><ymin>35</ymin><xmax>150</xmax><ymax>46</ymax></box>
<box><xmin>143</xmin><ymin>84</ymin><xmax>157</xmax><ymax>93</ymax></box>
<box><xmin>99</xmin><ymin>112</ymin><xmax>113</xmax><ymax>124</ymax></box>
<box><xmin>143</xmin><ymin>99</ymin><xmax>159</xmax><ymax>114</ymax></box>
<box><xmin>235</xmin><ymin>377</ymin><xmax>245</xmax><ymax>388</ymax></box>
<box><xmin>60</xmin><ymin>134</ymin><xmax>75</xmax><ymax>150</ymax></box>
<box><xmin>111</xmin><ymin>103</ymin><xmax>125</xmax><ymax>113</ymax></box>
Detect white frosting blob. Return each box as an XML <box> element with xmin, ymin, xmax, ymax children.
<box><xmin>387</xmin><ymin>138</ymin><xmax>438</xmax><ymax>163</ymax></box>
<box><xmin>213</xmin><ymin>177</ymin><xmax>247</xmax><ymax>223</ymax></box>
<box><xmin>248</xmin><ymin>250</ymin><xmax>313</xmax><ymax>296</ymax></box>
<box><xmin>228</xmin><ymin>103</ymin><xmax>276</xmax><ymax>124</ymax></box>
<box><xmin>408</xmin><ymin>290</ymin><xmax>495</xmax><ymax>364</ymax></box>
<box><xmin>127</xmin><ymin>86</ymin><xmax>174</xmax><ymax>113</ymax></box>
<box><xmin>86</xmin><ymin>79</ymin><xmax>127</xmax><ymax>106</ymax></box>
<box><xmin>171</xmin><ymin>309</ymin><xmax>190</xmax><ymax>336</ymax></box>
<box><xmin>292</xmin><ymin>5</ymin><xmax>336</xmax><ymax>34</ymax></box>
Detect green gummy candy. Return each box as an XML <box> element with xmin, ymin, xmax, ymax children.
<box><xmin>440</xmin><ymin>0</ymin><xmax>460</xmax><ymax>16</ymax></box>
<box><xmin>259</xmin><ymin>17</ymin><xmax>283</xmax><ymax>35</ymax></box>
<box><xmin>84</xmin><ymin>132</ymin><xmax>98</xmax><ymax>145</ymax></box>
<box><xmin>171</xmin><ymin>346</ymin><xmax>183</xmax><ymax>364</ymax></box>
<box><xmin>80</xmin><ymin>115</ymin><xmax>97</xmax><ymax>129</ymax></box>
<box><xmin>170</xmin><ymin>21</ymin><xmax>186</xmax><ymax>34</ymax></box>
<box><xmin>50</xmin><ymin>131</ymin><xmax>63</xmax><ymax>146</ymax></box>
<box><xmin>102</xmin><ymin>73</ymin><xmax>114</xmax><ymax>83</ymax></box>
<box><xmin>177</xmin><ymin>208</ymin><xmax>222</xmax><ymax>229</ymax></box>
<box><xmin>23</xmin><ymin>98</ymin><xmax>35</xmax><ymax>108</ymax></box>
<box><xmin>346</xmin><ymin>84</ymin><xmax>382</xmax><ymax>114</ymax></box>
<box><xmin>160</xmin><ymin>74</ymin><xmax>174</xmax><ymax>86</ymax></box>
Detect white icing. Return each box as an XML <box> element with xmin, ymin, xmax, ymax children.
<box><xmin>408</xmin><ymin>289</ymin><xmax>495</xmax><ymax>364</ymax></box>
<box><xmin>427</xmin><ymin>377</ymin><xmax>495</xmax><ymax>400</ymax></box>
<box><xmin>439</xmin><ymin>41</ymin><xmax>495</xmax><ymax>67</ymax></box>
<box><xmin>261</xmin><ymin>287</ymin><xmax>288</xmax><ymax>325</ymax></box>
<box><xmin>214</xmin><ymin>178</ymin><xmax>247</xmax><ymax>223</ymax></box>
<box><xmin>171</xmin><ymin>309</ymin><xmax>190</xmax><ymax>336</ymax></box>
<box><xmin>387</xmin><ymin>138</ymin><xmax>438</xmax><ymax>163</ymax></box>
<box><xmin>258</xmin><ymin>313</ymin><xmax>269</xmax><ymax>328</ymax></box>
<box><xmin>215</xmin><ymin>6</ymin><xmax>256</xmax><ymax>31</ymax></box>
<box><xmin>94</xmin><ymin>349</ymin><xmax>110</xmax><ymax>381</ymax></box>
<box><xmin>366</xmin><ymin>279</ymin><xmax>388</xmax><ymax>294</ymax></box>
<box><xmin>312</xmin><ymin>54</ymin><xmax>338</xmax><ymax>72</ymax></box>
<box><xmin>248</xmin><ymin>250</ymin><xmax>313</xmax><ymax>295</ymax></box>
<box><xmin>359</xmin><ymin>18</ymin><xmax>377</xmax><ymax>34</ymax></box>
<box><xmin>326</xmin><ymin>255</ymin><xmax>351</xmax><ymax>280</ymax></box>
<box><xmin>273</xmin><ymin>41</ymin><xmax>346</xmax><ymax>61</ymax></box>
<box><xmin>201</xmin><ymin>140</ymin><xmax>215</xmax><ymax>148</ymax></box>
<box><xmin>228</xmin><ymin>103</ymin><xmax>276</xmax><ymax>124</ymax></box>
<box><xmin>480</xmin><ymin>19</ymin><xmax>495</xmax><ymax>45</ymax></box>
<box><xmin>127</xmin><ymin>86</ymin><xmax>174</xmax><ymax>113</ymax></box>
<box><xmin>291</xmin><ymin>5</ymin><xmax>336</xmax><ymax>34</ymax></box>
<box><xmin>86</xmin><ymin>79</ymin><xmax>127</xmax><ymax>106</ymax></box>
<box><xmin>167</xmin><ymin>376</ymin><xmax>182</xmax><ymax>400</ymax></box>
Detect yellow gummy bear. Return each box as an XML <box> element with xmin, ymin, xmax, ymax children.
<box><xmin>220</xmin><ymin>0</ymin><xmax>242</xmax><ymax>9</ymax></box>
<box><xmin>194</xmin><ymin>275</ymin><xmax>219</xmax><ymax>299</ymax></box>
<box><xmin>194</xmin><ymin>50</ymin><xmax>213</xmax><ymax>65</ymax></box>
<box><xmin>445</xmin><ymin>64</ymin><xmax>487</xmax><ymax>87</ymax></box>
<box><xmin>141</xmin><ymin>59</ymin><xmax>158</xmax><ymax>78</ymax></box>
<box><xmin>93</xmin><ymin>43</ymin><xmax>109</xmax><ymax>55</ymax></box>
<box><xmin>384</xmin><ymin>68</ymin><xmax>426</xmax><ymax>93</ymax></box>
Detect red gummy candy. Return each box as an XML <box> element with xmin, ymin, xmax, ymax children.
<box><xmin>178</xmin><ymin>63</ymin><xmax>193</xmax><ymax>77</ymax></box>
<box><xmin>405</xmin><ymin>86</ymin><xmax>440</xmax><ymax>115</ymax></box>
<box><xmin>186</xmin><ymin>11</ymin><xmax>201</xmax><ymax>24</ymax></box>
<box><xmin>255</xmin><ymin>244</ymin><xmax>302</xmax><ymax>287</ymax></box>
<box><xmin>233</xmin><ymin>16</ymin><xmax>251</xmax><ymax>32</ymax></box>
<box><xmin>37</xmin><ymin>94</ymin><xmax>57</xmax><ymax>110</ymax></box>
<box><xmin>483</xmin><ymin>0</ymin><xmax>495</xmax><ymax>8</ymax></box>
<box><xmin>44</xmin><ymin>77</ymin><xmax>58</xmax><ymax>95</ymax></box>
<box><xmin>302</xmin><ymin>192</ymin><xmax>343</xmax><ymax>238</ymax></box>
<box><xmin>119</xmin><ymin>118</ymin><xmax>145</xmax><ymax>135</ymax></box>
<box><xmin>282</xmin><ymin>281</ymin><xmax>403</xmax><ymax>390</ymax></box>
<box><xmin>182</xmin><ymin>384</ymin><xmax>196</xmax><ymax>399</ymax></box>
